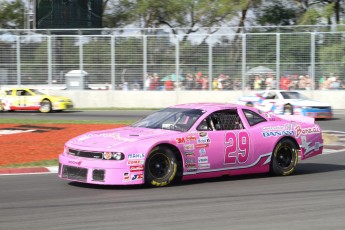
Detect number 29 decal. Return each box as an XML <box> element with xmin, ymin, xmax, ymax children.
<box><xmin>224</xmin><ymin>131</ymin><xmax>250</xmax><ymax>164</ymax></box>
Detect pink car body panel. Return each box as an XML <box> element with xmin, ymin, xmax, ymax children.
<box><xmin>58</xmin><ymin>103</ymin><xmax>323</xmax><ymax>185</ymax></box>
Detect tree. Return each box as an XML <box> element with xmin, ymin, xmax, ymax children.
<box><xmin>256</xmin><ymin>0</ymin><xmax>299</xmax><ymax>26</ymax></box>
<box><xmin>295</xmin><ymin>0</ymin><xmax>345</xmax><ymax>25</ymax></box>
<box><xmin>0</xmin><ymin>0</ymin><xmax>25</xmax><ymax>29</ymax></box>
<box><xmin>102</xmin><ymin>0</ymin><xmax>249</xmax><ymax>41</ymax></box>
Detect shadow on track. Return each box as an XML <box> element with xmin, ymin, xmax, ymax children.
<box><xmin>67</xmin><ymin>162</ymin><xmax>345</xmax><ymax>190</ymax></box>
<box><xmin>294</xmin><ymin>162</ymin><xmax>345</xmax><ymax>175</ymax></box>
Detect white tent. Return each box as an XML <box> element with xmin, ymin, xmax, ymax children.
<box><xmin>247</xmin><ymin>66</ymin><xmax>275</xmax><ymax>75</ymax></box>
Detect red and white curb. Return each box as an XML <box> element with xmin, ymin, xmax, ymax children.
<box><xmin>0</xmin><ymin>166</ymin><xmax>58</xmax><ymax>176</ymax></box>
<box><xmin>322</xmin><ymin>130</ymin><xmax>345</xmax><ymax>155</ymax></box>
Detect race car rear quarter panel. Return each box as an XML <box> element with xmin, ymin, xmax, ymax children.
<box><xmin>300</xmin><ymin>108</ymin><xmax>333</xmax><ymax>119</ymax></box>
<box><xmin>258</xmin><ymin>121</ymin><xmax>323</xmax><ymax>160</ymax></box>
<box><xmin>294</xmin><ymin>124</ymin><xmax>323</xmax><ymax>160</ymax></box>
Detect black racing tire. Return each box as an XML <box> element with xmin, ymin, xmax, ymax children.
<box><xmin>245</xmin><ymin>102</ymin><xmax>253</xmax><ymax>107</ymax></box>
<box><xmin>270</xmin><ymin>138</ymin><xmax>298</xmax><ymax>176</ymax></box>
<box><xmin>145</xmin><ymin>146</ymin><xmax>178</xmax><ymax>187</ymax></box>
<box><xmin>283</xmin><ymin>104</ymin><xmax>293</xmax><ymax>115</ymax></box>
<box><xmin>39</xmin><ymin>99</ymin><xmax>52</xmax><ymax>113</ymax></box>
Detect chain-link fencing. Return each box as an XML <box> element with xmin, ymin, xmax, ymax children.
<box><xmin>0</xmin><ymin>28</ymin><xmax>345</xmax><ymax>91</ymax></box>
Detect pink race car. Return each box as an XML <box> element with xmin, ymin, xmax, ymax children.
<box><xmin>58</xmin><ymin>103</ymin><xmax>323</xmax><ymax>187</ymax></box>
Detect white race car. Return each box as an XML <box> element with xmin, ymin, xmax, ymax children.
<box><xmin>238</xmin><ymin>90</ymin><xmax>333</xmax><ymax>119</ymax></box>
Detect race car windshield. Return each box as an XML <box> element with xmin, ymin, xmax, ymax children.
<box><xmin>280</xmin><ymin>91</ymin><xmax>308</xmax><ymax>99</ymax></box>
<box><xmin>131</xmin><ymin>108</ymin><xmax>205</xmax><ymax>131</ymax></box>
<box><xmin>30</xmin><ymin>89</ymin><xmax>44</xmax><ymax>95</ymax></box>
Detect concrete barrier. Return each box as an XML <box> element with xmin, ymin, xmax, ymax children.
<box><xmin>48</xmin><ymin>89</ymin><xmax>345</xmax><ymax>110</ymax></box>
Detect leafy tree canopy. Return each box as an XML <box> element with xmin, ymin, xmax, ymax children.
<box><xmin>0</xmin><ymin>0</ymin><xmax>25</xmax><ymax>29</ymax></box>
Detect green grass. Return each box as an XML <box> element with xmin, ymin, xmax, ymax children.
<box><xmin>0</xmin><ymin>118</ymin><xmax>135</xmax><ymax>125</ymax></box>
<box><xmin>0</xmin><ymin>159</ymin><xmax>59</xmax><ymax>168</ymax></box>
<box><xmin>73</xmin><ymin>107</ymin><xmax>159</xmax><ymax>111</ymax></box>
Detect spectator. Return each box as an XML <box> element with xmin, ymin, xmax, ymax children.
<box><xmin>265</xmin><ymin>74</ymin><xmax>274</xmax><ymax>89</ymax></box>
<box><xmin>212</xmin><ymin>77</ymin><xmax>218</xmax><ymax>90</ymax></box>
<box><xmin>253</xmin><ymin>75</ymin><xmax>262</xmax><ymax>90</ymax></box>
<box><xmin>201</xmin><ymin>76</ymin><xmax>209</xmax><ymax>90</ymax></box>
<box><xmin>144</xmin><ymin>74</ymin><xmax>151</xmax><ymax>90</ymax></box>
<box><xmin>298</xmin><ymin>75</ymin><xmax>306</xmax><ymax>90</ymax></box>
<box><xmin>280</xmin><ymin>75</ymin><xmax>291</xmax><ymax>90</ymax></box>
<box><xmin>265</xmin><ymin>74</ymin><xmax>276</xmax><ymax>90</ymax></box>
<box><xmin>323</xmin><ymin>76</ymin><xmax>332</xmax><ymax>90</ymax></box>
<box><xmin>319</xmin><ymin>76</ymin><xmax>325</xmax><ymax>89</ymax></box>
<box><xmin>305</xmin><ymin>75</ymin><xmax>312</xmax><ymax>90</ymax></box>
<box><xmin>330</xmin><ymin>76</ymin><xmax>341</xmax><ymax>90</ymax></box>
<box><xmin>122</xmin><ymin>82</ymin><xmax>128</xmax><ymax>91</ymax></box>
<box><xmin>164</xmin><ymin>77</ymin><xmax>174</xmax><ymax>91</ymax></box>
<box><xmin>193</xmin><ymin>72</ymin><xmax>202</xmax><ymax>90</ymax></box>
<box><xmin>288</xmin><ymin>75</ymin><xmax>298</xmax><ymax>90</ymax></box>
<box><xmin>232</xmin><ymin>79</ymin><xmax>241</xmax><ymax>90</ymax></box>
<box><xmin>185</xmin><ymin>73</ymin><xmax>194</xmax><ymax>90</ymax></box>
<box><xmin>150</xmin><ymin>73</ymin><xmax>160</xmax><ymax>90</ymax></box>
<box><xmin>222</xmin><ymin>75</ymin><xmax>232</xmax><ymax>90</ymax></box>
<box><xmin>217</xmin><ymin>74</ymin><xmax>224</xmax><ymax>90</ymax></box>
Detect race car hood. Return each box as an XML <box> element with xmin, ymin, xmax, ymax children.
<box><xmin>238</xmin><ymin>95</ymin><xmax>260</xmax><ymax>102</ymax></box>
<box><xmin>289</xmin><ymin>99</ymin><xmax>330</xmax><ymax>107</ymax></box>
<box><xmin>67</xmin><ymin>126</ymin><xmax>176</xmax><ymax>149</ymax></box>
<box><xmin>44</xmin><ymin>95</ymin><xmax>71</xmax><ymax>102</ymax></box>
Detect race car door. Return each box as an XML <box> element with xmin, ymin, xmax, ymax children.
<box><xmin>256</xmin><ymin>91</ymin><xmax>278</xmax><ymax>112</ymax></box>
<box><xmin>194</xmin><ymin>109</ymin><xmax>253</xmax><ymax>173</ymax></box>
<box><xmin>11</xmin><ymin>89</ymin><xmax>28</xmax><ymax>109</ymax></box>
<box><xmin>12</xmin><ymin>89</ymin><xmax>40</xmax><ymax>110</ymax></box>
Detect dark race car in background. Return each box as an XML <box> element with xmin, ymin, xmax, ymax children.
<box><xmin>238</xmin><ymin>90</ymin><xmax>333</xmax><ymax>119</ymax></box>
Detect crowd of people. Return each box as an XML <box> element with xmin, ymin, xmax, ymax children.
<box><xmin>249</xmin><ymin>73</ymin><xmax>345</xmax><ymax>90</ymax></box>
<box><xmin>318</xmin><ymin>75</ymin><xmax>344</xmax><ymax>90</ymax></box>
<box><xmin>142</xmin><ymin>72</ymin><xmax>242</xmax><ymax>91</ymax></box>
<box><xmin>122</xmin><ymin>72</ymin><xmax>345</xmax><ymax>91</ymax></box>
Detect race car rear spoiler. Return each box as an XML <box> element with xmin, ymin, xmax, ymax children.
<box><xmin>275</xmin><ymin>115</ymin><xmax>315</xmax><ymax>124</ymax></box>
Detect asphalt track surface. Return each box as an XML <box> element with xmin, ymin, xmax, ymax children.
<box><xmin>1</xmin><ymin>111</ymin><xmax>345</xmax><ymax>230</ymax></box>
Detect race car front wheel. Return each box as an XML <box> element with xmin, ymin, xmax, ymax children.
<box><xmin>39</xmin><ymin>99</ymin><xmax>52</xmax><ymax>113</ymax></box>
<box><xmin>283</xmin><ymin>104</ymin><xmax>293</xmax><ymax>115</ymax></box>
<box><xmin>270</xmin><ymin>138</ymin><xmax>298</xmax><ymax>176</ymax></box>
<box><xmin>145</xmin><ymin>146</ymin><xmax>178</xmax><ymax>187</ymax></box>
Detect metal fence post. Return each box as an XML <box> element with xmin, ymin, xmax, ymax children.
<box><xmin>208</xmin><ymin>36</ymin><xmax>213</xmax><ymax>91</ymax></box>
<box><xmin>276</xmin><ymin>33</ymin><xmax>280</xmax><ymax>89</ymax></box>
<box><xmin>47</xmin><ymin>36</ymin><xmax>52</xmax><ymax>87</ymax></box>
<box><xmin>311</xmin><ymin>32</ymin><xmax>315</xmax><ymax>90</ymax></box>
<box><xmin>175</xmin><ymin>35</ymin><xmax>180</xmax><ymax>89</ymax></box>
<box><xmin>143</xmin><ymin>35</ymin><xmax>147</xmax><ymax>91</ymax></box>
<box><xmin>111</xmin><ymin>35</ymin><xmax>115</xmax><ymax>90</ymax></box>
<box><xmin>79</xmin><ymin>35</ymin><xmax>83</xmax><ymax>71</ymax></box>
<box><xmin>16</xmin><ymin>36</ymin><xmax>21</xmax><ymax>86</ymax></box>
<box><xmin>241</xmin><ymin>33</ymin><xmax>246</xmax><ymax>92</ymax></box>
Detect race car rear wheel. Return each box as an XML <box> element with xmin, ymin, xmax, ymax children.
<box><xmin>145</xmin><ymin>146</ymin><xmax>178</xmax><ymax>187</ymax></box>
<box><xmin>283</xmin><ymin>104</ymin><xmax>293</xmax><ymax>115</ymax></box>
<box><xmin>270</xmin><ymin>138</ymin><xmax>298</xmax><ymax>176</ymax></box>
<box><xmin>39</xmin><ymin>99</ymin><xmax>52</xmax><ymax>113</ymax></box>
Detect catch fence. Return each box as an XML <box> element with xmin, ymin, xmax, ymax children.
<box><xmin>0</xmin><ymin>28</ymin><xmax>344</xmax><ymax>91</ymax></box>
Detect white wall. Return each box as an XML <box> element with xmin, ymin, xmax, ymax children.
<box><xmin>49</xmin><ymin>90</ymin><xmax>345</xmax><ymax>110</ymax></box>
